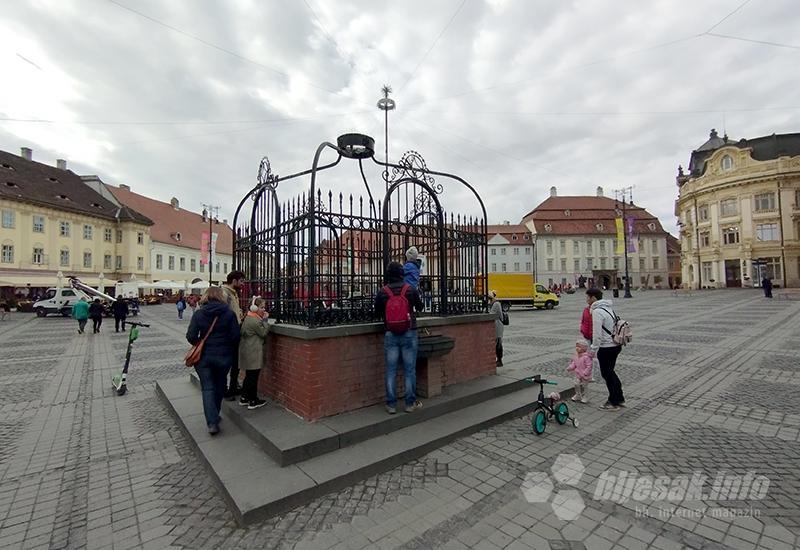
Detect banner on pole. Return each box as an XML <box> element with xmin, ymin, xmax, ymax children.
<box><xmin>200</xmin><ymin>232</ymin><xmax>209</xmax><ymax>264</ymax></box>
<box><xmin>211</xmin><ymin>232</ymin><xmax>218</xmax><ymax>257</ymax></box>
<box><xmin>626</xmin><ymin>217</ymin><xmax>636</xmax><ymax>253</ymax></box>
<box><xmin>615</xmin><ymin>218</ymin><xmax>625</xmax><ymax>255</ymax></box>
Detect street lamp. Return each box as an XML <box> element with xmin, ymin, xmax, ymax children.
<box><xmin>614</xmin><ymin>187</ymin><xmax>634</xmax><ymax>299</ymax></box>
<box><xmin>202</xmin><ymin>204</ymin><xmax>220</xmax><ymax>285</ymax></box>
<box><xmin>377</xmin><ymin>84</ymin><xmax>395</xmax><ymax>192</ymax></box>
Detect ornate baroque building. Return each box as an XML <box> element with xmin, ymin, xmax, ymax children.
<box><xmin>675</xmin><ymin>130</ymin><xmax>800</xmax><ymax>289</ymax></box>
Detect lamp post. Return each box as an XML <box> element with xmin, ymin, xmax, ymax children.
<box><xmin>614</xmin><ymin>187</ymin><xmax>634</xmax><ymax>298</ymax></box>
<box><xmin>377</xmin><ymin>84</ymin><xmax>395</xmax><ymax>193</ymax></box>
<box><xmin>202</xmin><ymin>204</ymin><xmax>220</xmax><ymax>285</ymax></box>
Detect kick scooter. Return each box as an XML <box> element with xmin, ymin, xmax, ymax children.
<box><xmin>112</xmin><ymin>321</ymin><xmax>150</xmax><ymax>396</ymax></box>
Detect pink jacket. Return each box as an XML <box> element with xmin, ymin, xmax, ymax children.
<box><xmin>567</xmin><ymin>352</ymin><xmax>593</xmax><ymax>381</ymax></box>
<box><xmin>580</xmin><ymin>307</ymin><xmax>592</xmax><ymax>340</ymax></box>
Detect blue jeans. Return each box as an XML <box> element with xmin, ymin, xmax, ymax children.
<box><xmin>384</xmin><ymin>330</ymin><xmax>418</xmax><ymax>407</ymax></box>
<box><xmin>194</xmin><ymin>355</ymin><xmax>230</xmax><ymax>427</ymax></box>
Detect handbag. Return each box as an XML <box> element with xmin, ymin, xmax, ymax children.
<box><xmin>184</xmin><ymin>316</ymin><xmax>218</xmax><ymax>367</ymax></box>
<box><xmin>501</xmin><ymin>310</ymin><xmax>510</xmax><ymax>326</ymax></box>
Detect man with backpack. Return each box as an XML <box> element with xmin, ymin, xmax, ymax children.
<box><xmin>587</xmin><ymin>288</ymin><xmax>626</xmax><ymax>411</ymax></box>
<box><xmin>375</xmin><ymin>261</ymin><xmax>425</xmax><ymax>414</ymax></box>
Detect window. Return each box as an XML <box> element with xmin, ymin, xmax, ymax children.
<box><xmin>115</xmin><ymin>256</ymin><xmax>122</xmax><ymax>270</ymax></box>
<box><xmin>574</xmin><ymin>260</ymin><xmax>580</xmax><ymax>272</ymax></box>
<box><xmin>700</xmin><ymin>232</ymin><xmax>710</xmax><ymax>247</ymax></box>
<box><xmin>560</xmin><ymin>259</ymin><xmax>567</xmax><ymax>272</ymax></box>
<box><xmin>60</xmin><ymin>249</ymin><xmax>70</xmax><ymax>266</ymax></box>
<box><xmin>33</xmin><ymin>215</ymin><xmax>44</xmax><ymax>233</ymax></box>
<box><xmin>653</xmin><ymin>257</ymin><xmax>660</xmax><ymax>270</ymax></box>
<box><xmin>546</xmin><ymin>259</ymin><xmax>553</xmax><ymax>271</ymax></box>
<box><xmin>116</xmin><ymin>230</ymin><xmax>122</xmax><ymax>244</ymax></box>
<box><xmin>754</xmin><ymin>193</ymin><xmax>776</xmax><ymax>212</ymax></box>
<box><xmin>612</xmin><ymin>239</ymin><xmax>618</xmax><ymax>252</ymax></box>
<box><xmin>599</xmin><ymin>240</ymin><xmax>606</xmax><ymax>254</ymax></box>
<box><xmin>32</xmin><ymin>247</ymin><xmax>44</xmax><ymax>264</ymax></box>
<box><xmin>501</xmin><ymin>263</ymin><xmax>507</xmax><ymax>272</ymax></box>
<box><xmin>223</xmin><ymin>262</ymin><xmax>228</xmax><ymax>273</ymax></box>
<box><xmin>60</xmin><ymin>221</ymin><xmax>70</xmax><ymax>237</ymax></box>
<box><xmin>137</xmin><ymin>256</ymin><xmax>144</xmax><ymax>270</ymax></box>
<box><xmin>83</xmin><ymin>251</ymin><xmax>92</xmax><ymax>268</ymax></box>
<box><xmin>137</xmin><ymin>232</ymin><xmax>144</xmax><ymax>245</ymax></box>
<box><xmin>698</xmin><ymin>205</ymin><xmax>709</xmax><ymax>221</ymax></box>
<box><xmin>756</xmin><ymin>257</ymin><xmax>782</xmax><ymax>280</ymax></box>
<box><xmin>524</xmin><ymin>234</ymin><xmax>529</xmax><ymax>240</ymax></box>
<box><xmin>686</xmin><ymin>236</ymin><xmax>692</xmax><ymax>250</ymax></box>
<box><xmin>512</xmin><ymin>235</ymin><xmax>517</xmax><ymax>240</ymax></box>
<box><xmin>216</xmin><ymin>262</ymin><xmax>220</xmax><ymax>273</ymax></box>
<box><xmin>491</xmin><ymin>263</ymin><xmax>497</xmax><ymax>272</ymax></box>
<box><xmin>491</xmin><ymin>248</ymin><xmax>496</xmax><ymax>256</ymax></box>
<box><xmin>168</xmin><ymin>256</ymin><xmax>175</xmax><ymax>270</ymax></box>
<box><xmin>526</xmin><ymin>262</ymin><xmax>532</xmax><ymax>271</ymax></box>
<box><xmin>600</xmin><ymin>258</ymin><xmax>607</xmax><ymax>269</ymax></box>
<box><xmin>200</xmin><ymin>262</ymin><xmax>204</xmax><ymax>273</ymax></box>
<box><xmin>104</xmin><ymin>228</ymin><xmax>112</xmax><ymax>242</ymax></box>
<box><xmin>586</xmin><ymin>241</ymin><xmax>593</xmax><ymax>255</ymax></box>
<box><xmin>559</xmin><ymin>241</ymin><xmax>566</xmax><ymax>254</ymax></box>
<box><xmin>796</xmin><ymin>189</ymin><xmax>800</xmax><ymax>208</ymax></box>
<box><xmin>190</xmin><ymin>259</ymin><xmax>196</xmax><ymax>271</ymax></box>
<box><xmin>1</xmin><ymin>244</ymin><xmax>13</xmax><ymax>263</ymax></box>
<box><xmin>500</xmin><ymin>248</ymin><xmax>506</xmax><ymax>255</ymax></box>
<box><xmin>723</xmin><ymin>227</ymin><xmax>740</xmax><ymax>245</ymax></box>
<box><xmin>721</xmin><ymin>155</ymin><xmax>733</xmax><ymax>171</ymax></box>
<box><xmin>756</xmin><ymin>223</ymin><xmax>779</xmax><ymax>241</ymax></box>
<box><xmin>525</xmin><ymin>247</ymin><xmax>531</xmax><ymax>254</ymax></box>
<box><xmin>720</xmin><ymin>198</ymin><xmax>737</xmax><ymax>217</ymax></box>
<box><xmin>702</xmin><ymin>262</ymin><xmax>713</xmax><ymax>283</ymax></box>
<box><xmin>179</xmin><ymin>257</ymin><xmax>186</xmax><ymax>271</ymax></box>
<box><xmin>613</xmin><ymin>257</ymin><xmax>619</xmax><ymax>269</ymax></box>
<box><xmin>104</xmin><ymin>254</ymin><xmax>112</xmax><ymax>269</ymax></box>
<box><xmin>156</xmin><ymin>254</ymin><xmax>163</xmax><ymax>270</ymax></box>
<box><xmin>573</xmin><ymin>241</ymin><xmax>579</xmax><ymax>255</ymax></box>
<box><xmin>514</xmin><ymin>262</ymin><xmax>520</xmax><ymax>271</ymax></box>
<box><xmin>652</xmin><ymin>240</ymin><xmax>658</xmax><ymax>254</ymax></box>
<box><xmin>513</xmin><ymin>247</ymin><xmax>519</xmax><ymax>256</ymax></box>
<box><xmin>586</xmin><ymin>258</ymin><xmax>593</xmax><ymax>270</ymax></box>
<box><xmin>2</xmin><ymin>210</ymin><xmax>14</xmax><ymax>228</ymax></box>
<box><xmin>546</xmin><ymin>241</ymin><xmax>553</xmax><ymax>255</ymax></box>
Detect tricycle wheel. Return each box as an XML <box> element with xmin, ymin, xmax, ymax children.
<box><xmin>532</xmin><ymin>410</ymin><xmax>547</xmax><ymax>435</ymax></box>
<box><xmin>555</xmin><ymin>402</ymin><xmax>569</xmax><ymax>425</ymax></box>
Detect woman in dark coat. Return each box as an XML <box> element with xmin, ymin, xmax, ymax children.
<box><xmin>186</xmin><ymin>286</ymin><xmax>240</xmax><ymax>435</ymax></box>
<box><xmin>89</xmin><ymin>299</ymin><xmax>104</xmax><ymax>333</ymax></box>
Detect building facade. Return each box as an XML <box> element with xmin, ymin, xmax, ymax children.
<box><xmin>0</xmin><ymin>148</ymin><xmax>152</xmax><ymax>297</ymax></box>
<box><xmin>522</xmin><ymin>187</ymin><xmax>670</xmax><ymax>289</ymax></box>
<box><xmin>486</xmin><ymin>223</ymin><xmax>534</xmax><ymax>275</ymax></box>
<box><xmin>675</xmin><ymin>130</ymin><xmax>800</xmax><ymax>289</ymax></box>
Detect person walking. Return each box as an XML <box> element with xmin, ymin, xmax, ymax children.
<box><xmin>238</xmin><ymin>297</ymin><xmax>270</xmax><ymax>410</ymax></box>
<box><xmin>489</xmin><ymin>290</ymin><xmax>504</xmax><ymax>367</ymax></box>
<box><xmin>72</xmin><ymin>297</ymin><xmax>89</xmax><ymax>334</ymax></box>
<box><xmin>89</xmin><ymin>298</ymin><xmax>104</xmax><ymax>333</ymax></box>
<box><xmin>222</xmin><ymin>271</ymin><xmax>245</xmax><ymax>399</ymax></box>
<box><xmin>176</xmin><ymin>293</ymin><xmax>187</xmax><ymax>320</ymax></box>
<box><xmin>186</xmin><ymin>286</ymin><xmax>240</xmax><ymax>435</ymax></box>
<box><xmin>376</xmin><ymin>261</ymin><xmax>424</xmax><ymax>414</ymax></box>
<box><xmin>112</xmin><ymin>296</ymin><xmax>128</xmax><ymax>332</ymax></box>
<box><xmin>587</xmin><ymin>288</ymin><xmax>625</xmax><ymax>411</ymax></box>
<box><xmin>762</xmin><ymin>276</ymin><xmax>773</xmax><ymax>298</ymax></box>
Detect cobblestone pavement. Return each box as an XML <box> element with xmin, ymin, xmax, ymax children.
<box><xmin>1</xmin><ymin>290</ymin><xmax>798</xmax><ymax>549</ymax></box>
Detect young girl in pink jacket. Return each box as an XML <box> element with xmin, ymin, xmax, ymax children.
<box><xmin>567</xmin><ymin>339</ymin><xmax>593</xmax><ymax>403</ymax></box>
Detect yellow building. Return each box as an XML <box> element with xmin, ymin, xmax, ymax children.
<box><xmin>675</xmin><ymin>130</ymin><xmax>800</xmax><ymax>289</ymax></box>
<box><xmin>0</xmin><ymin>148</ymin><xmax>152</xmax><ymax>297</ymax></box>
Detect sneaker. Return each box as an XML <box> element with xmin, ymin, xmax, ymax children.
<box><xmin>571</xmin><ymin>395</ymin><xmax>581</xmax><ymax>402</ymax></box>
<box><xmin>598</xmin><ymin>403</ymin><xmax>620</xmax><ymax>411</ymax></box>
<box><xmin>208</xmin><ymin>424</ymin><xmax>220</xmax><ymax>435</ymax></box>
<box><xmin>405</xmin><ymin>401</ymin><xmax>423</xmax><ymax>413</ymax></box>
<box><xmin>385</xmin><ymin>405</ymin><xmax>397</xmax><ymax>415</ymax></box>
<box><xmin>238</xmin><ymin>397</ymin><xmax>249</xmax><ymax>407</ymax></box>
<box><xmin>248</xmin><ymin>398</ymin><xmax>267</xmax><ymax>410</ymax></box>
<box><xmin>580</xmin><ymin>398</ymin><xmax>588</xmax><ymax>404</ymax></box>
<box><xmin>618</xmin><ymin>401</ymin><xmax>627</xmax><ymax>408</ymax></box>
<box><xmin>224</xmin><ymin>386</ymin><xmax>241</xmax><ymax>401</ymax></box>
<box><xmin>496</xmin><ymin>360</ymin><xmax>503</xmax><ymax>367</ymax></box>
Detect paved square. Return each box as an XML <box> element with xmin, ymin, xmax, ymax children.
<box><xmin>0</xmin><ymin>289</ymin><xmax>798</xmax><ymax>549</ymax></box>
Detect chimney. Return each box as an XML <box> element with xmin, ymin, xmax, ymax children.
<box><xmin>222</xmin><ymin>219</ymin><xmax>228</xmax><ymax>225</ymax></box>
<box><xmin>119</xmin><ymin>184</ymin><xmax>130</xmax><ymax>191</ymax></box>
<box><xmin>170</xmin><ymin>197</ymin><xmax>179</xmax><ymax>210</ymax></box>
<box><xmin>596</xmin><ymin>186</ymin><xmax>604</xmax><ymax>197</ymax></box>
<box><xmin>503</xmin><ymin>220</ymin><xmax>510</xmax><ymax>225</ymax></box>
<box><xmin>56</xmin><ymin>159</ymin><xmax>67</xmax><ymax>170</ymax></box>
<box><xmin>20</xmin><ymin>147</ymin><xmax>32</xmax><ymax>161</ymax></box>
<box><xmin>550</xmin><ymin>186</ymin><xmax>557</xmax><ymax>197</ymax></box>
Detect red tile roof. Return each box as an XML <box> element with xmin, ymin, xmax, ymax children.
<box><xmin>107</xmin><ymin>185</ymin><xmax>233</xmax><ymax>254</ymax></box>
<box><xmin>521</xmin><ymin>196</ymin><xmax>667</xmax><ymax>236</ymax></box>
<box><xmin>486</xmin><ymin>224</ymin><xmax>531</xmax><ymax>241</ymax></box>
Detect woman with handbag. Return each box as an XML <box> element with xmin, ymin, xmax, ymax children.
<box><xmin>489</xmin><ymin>290</ymin><xmax>505</xmax><ymax>367</ymax></box>
<box><xmin>185</xmin><ymin>286</ymin><xmax>240</xmax><ymax>435</ymax></box>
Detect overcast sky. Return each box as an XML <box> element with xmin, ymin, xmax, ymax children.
<box><xmin>1</xmin><ymin>0</ymin><xmax>798</xmax><ymax>234</ymax></box>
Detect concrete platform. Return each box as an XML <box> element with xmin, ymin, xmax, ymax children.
<box><xmin>157</xmin><ymin>369</ymin><xmax>577</xmax><ymax>525</ymax></box>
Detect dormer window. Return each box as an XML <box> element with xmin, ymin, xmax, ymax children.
<box><xmin>564</xmin><ymin>209</ymin><xmax>571</xmax><ymax>217</ymax></box>
<box><xmin>55</xmin><ymin>194</ymin><xmax>70</xmax><ymax>201</ymax></box>
<box><xmin>1</xmin><ymin>163</ymin><xmax>14</xmax><ymax>171</ymax></box>
<box><xmin>647</xmin><ymin>222</ymin><xmax>656</xmax><ymax>231</ymax></box>
<box><xmin>721</xmin><ymin>155</ymin><xmax>733</xmax><ymax>171</ymax></box>
<box><xmin>595</xmin><ymin>223</ymin><xmax>604</xmax><ymax>231</ymax></box>
<box><xmin>91</xmin><ymin>202</ymin><xmax>103</xmax><ymax>209</ymax></box>
<box><xmin>512</xmin><ymin>235</ymin><xmax>518</xmax><ymax>240</ymax></box>
<box><xmin>171</xmin><ymin>232</ymin><xmax>182</xmax><ymax>242</ymax></box>
<box><xmin>5</xmin><ymin>182</ymin><xmax>19</xmax><ymax>188</ymax></box>
<box><xmin>544</xmin><ymin>223</ymin><xmax>552</xmax><ymax>232</ymax></box>
<box><xmin>48</xmin><ymin>176</ymin><xmax>60</xmax><ymax>183</ymax></box>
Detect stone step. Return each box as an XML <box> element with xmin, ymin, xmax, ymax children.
<box><xmin>158</xmin><ymin>371</ymin><xmax>578</xmax><ymax>525</ymax></box>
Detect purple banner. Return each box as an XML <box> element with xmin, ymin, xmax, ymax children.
<box><xmin>626</xmin><ymin>217</ymin><xmax>636</xmax><ymax>253</ymax></box>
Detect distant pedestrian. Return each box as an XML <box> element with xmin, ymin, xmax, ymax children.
<box><xmin>238</xmin><ymin>297</ymin><xmax>270</xmax><ymax>410</ymax></box>
<box><xmin>186</xmin><ymin>286</ymin><xmax>240</xmax><ymax>435</ymax></box>
<box><xmin>587</xmin><ymin>288</ymin><xmax>625</xmax><ymax>411</ymax></box>
<box><xmin>112</xmin><ymin>296</ymin><xmax>128</xmax><ymax>332</ymax></box>
<box><xmin>762</xmin><ymin>277</ymin><xmax>773</xmax><ymax>298</ymax></box>
<box><xmin>72</xmin><ymin>297</ymin><xmax>89</xmax><ymax>334</ymax></box>
<box><xmin>567</xmin><ymin>339</ymin><xmax>593</xmax><ymax>404</ymax></box>
<box><xmin>222</xmin><ymin>271</ymin><xmax>245</xmax><ymax>400</ymax></box>
<box><xmin>89</xmin><ymin>299</ymin><xmax>104</xmax><ymax>333</ymax></box>
<box><xmin>376</xmin><ymin>261</ymin><xmax>424</xmax><ymax>414</ymax></box>
<box><xmin>489</xmin><ymin>290</ymin><xmax>504</xmax><ymax>367</ymax></box>
<box><xmin>403</xmin><ymin>246</ymin><xmax>421</xmax><ymax>289</ymax></box>
<box><xmin>176</xmin><ymin>294</ymin><xmax>187</xmax><ymax>320</ymax></box>
<box><xmin>187</xmin><ymin>294</ymin><xmax>199</xmax><ymax>314</ymax></box>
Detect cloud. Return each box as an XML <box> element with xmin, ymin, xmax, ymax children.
<box><xmin>1</xmin><ymin>0</ymin><xmax>798</xmax><ymax>233</ymax></box>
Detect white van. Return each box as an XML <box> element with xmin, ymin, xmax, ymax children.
<box><xmin>33</xmin><ymin>287</ymin><xmax>91</xmax><ymax>317</ymax></box>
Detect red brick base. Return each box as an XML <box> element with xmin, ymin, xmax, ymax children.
<box><xmin>257</xmin><ymin>318</ymin><xmax>496</xmax><ymax>421</ymax></box>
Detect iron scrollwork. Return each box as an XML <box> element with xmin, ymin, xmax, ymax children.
<box><xmin>386</xmin><ymin>150</ymin><xmax>443</xmax><ymax>194</ymax></box>
<box><xmin>256</xmin><ymin>156</ymin><xmax>278</xmax><ymax>197</ymax></box>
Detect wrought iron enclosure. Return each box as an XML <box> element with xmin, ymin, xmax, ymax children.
<box><xmin>232</xmin><ymin>134</ymin><xmax>487</xmax><ymax>327</ymax></box>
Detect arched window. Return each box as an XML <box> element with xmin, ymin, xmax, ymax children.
<box><xmin>721</xmin><ymin>155</ymin><xmax>733</xmax><ymax>171</ymax></box>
